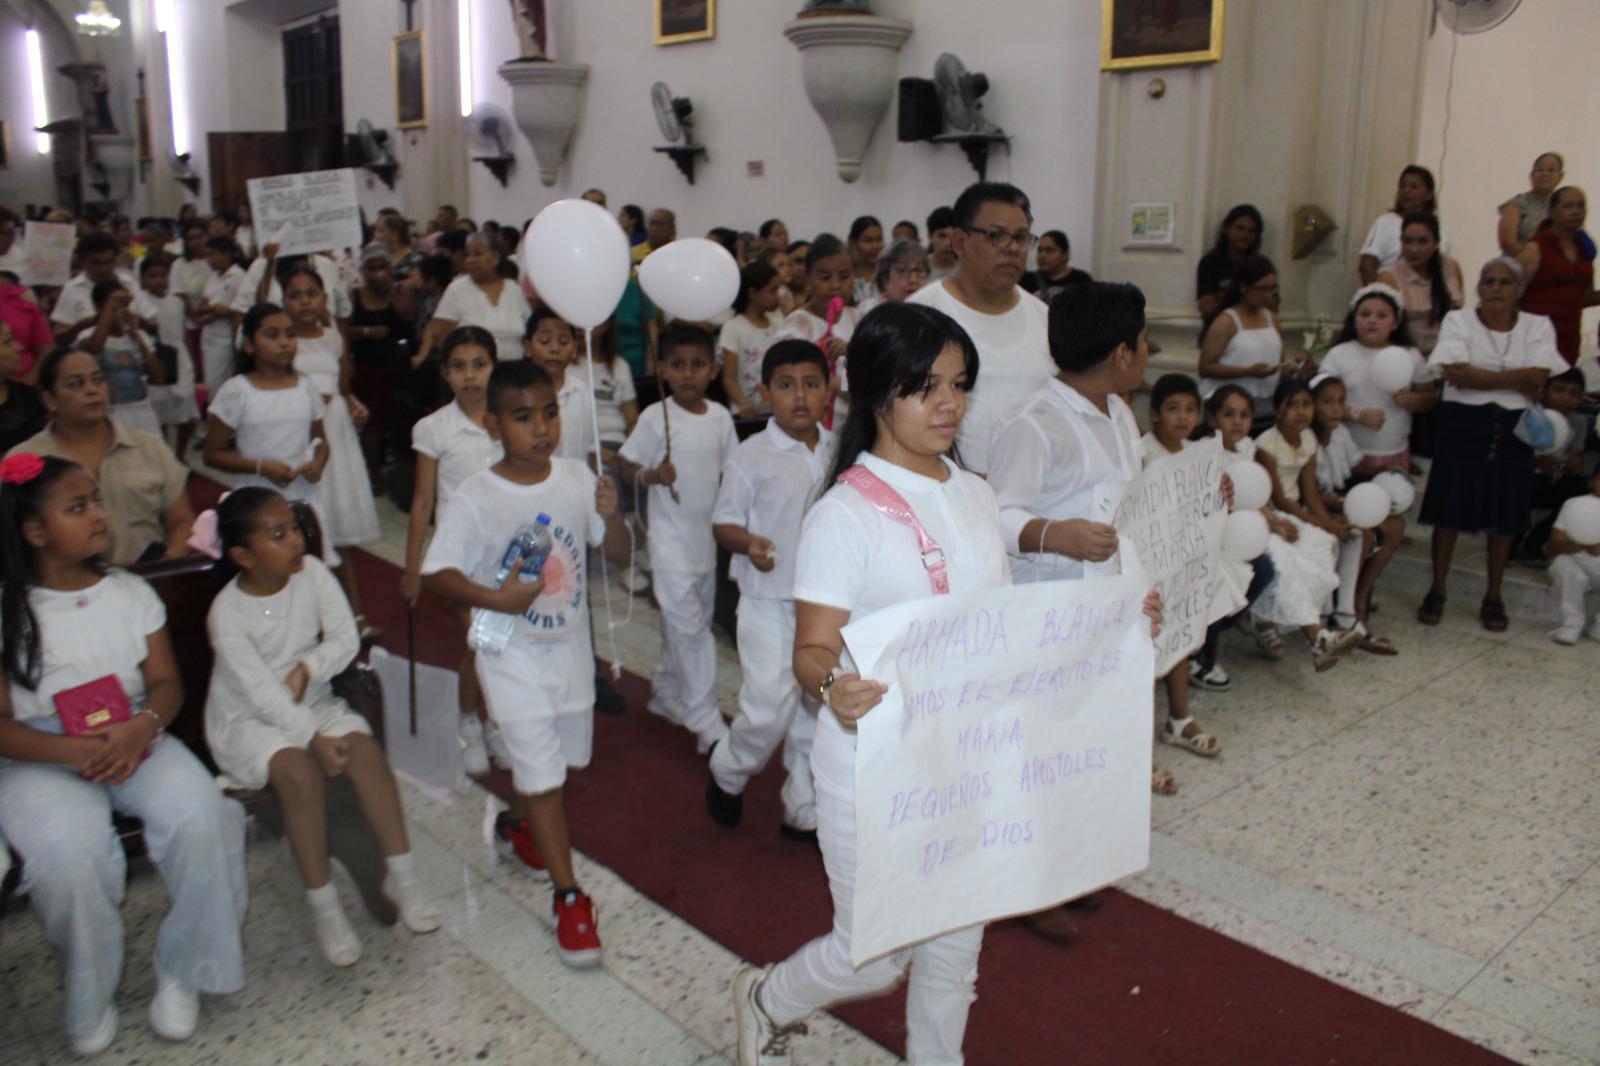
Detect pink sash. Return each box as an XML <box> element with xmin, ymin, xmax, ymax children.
<box><xmin>836</xmin><ymin>465</ymin><xmax>950</xmax><ymax>596</ymax></box>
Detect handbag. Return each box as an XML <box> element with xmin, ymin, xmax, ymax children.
<box><xmin>52</xmin><ymin>674</ymin><xmax>151</xmax><ymax>772</ymax></box>
<box><xmin>836</xmin><ymin>465</ymin><xmax>950</xmax><ymax>595</ymax></box>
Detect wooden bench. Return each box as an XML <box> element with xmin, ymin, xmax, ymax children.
<box><xmin>2</xmin><ymin>503</ymin><xmax>397</xmax><ymax>925</ymax></box>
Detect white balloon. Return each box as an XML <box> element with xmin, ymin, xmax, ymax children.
<box><xmin>1222</xmin><ymin>510</ymin><xmax>1269</xmax><ymax>561</ymax></box>
<box><xmin>1565</xmin><ymin>496</ymin><xmax>1600</xmax><ymax>546</ymax></box>
<box><xmin>1370</xmin><ymin>346</ymin><xmax>1415</xmax><ymax>394</ymax></box>
<box><xmin>638</xmin><ymin>238</ymin><xmax>742</xmax><ymax>322</ymax></box>
<box><xmin>1344</xmin><ymin>482</ymin><xmax>1390</xmax><ymax>529</ymax></box>
<box><xmin>1372</xmin><ymin>470</ymin><xmax>1416</xmax><ymax>515</ymax></box>
<box><xmin>1228</xmin><ymin>461</ymin><xmax>1272</xmax><ymax>511</ymax></box>
<box><xmin>518</xmin><ymin>199</ymin><xmax>632</xmax><ymax>328</ymax></box>
<box><xmin>1539</xmin><ymin>408</ymin><xmax>1572</xmax><ymax>457</ymax></box>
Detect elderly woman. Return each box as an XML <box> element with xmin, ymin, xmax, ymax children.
<box><xmin>1417</xmin><ymin>258</ymin><xmax>1569</xmax><ymax>631</ymax></box>
<box><xmin>856</xmin><ymin>239</ymin><xmax>929</xmax><ymax>315</ymax></box>
<box><xmin>1517</xmin><ymin>186</ymin><xmax>1598</xmax><ymax>365</ymax></box>
<box><xmin>7</xmin><ymin>347</ymin><xmax>195</xmax><ymax>564</ymax></box>
<box><xmin>414</xmin><ymin>232</ymin><xmax>530</xmax><ymax>365</ymax></box>
<box><xmin>375</xmin><ymin>213</ymin><xmax>422</xmax><ymax>280</ymax></box>
<box><xmin>1497</xmin><ymin>152</ymin><xmax>1565</xmax><ymax>256</ymax></box>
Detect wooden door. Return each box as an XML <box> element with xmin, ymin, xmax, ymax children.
<box><xmin>206</xmin><ymin>132</ymin><xmax>293</xmax><ymax>216</ymax></box>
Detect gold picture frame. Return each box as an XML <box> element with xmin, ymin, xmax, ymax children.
<box><xmin>654</xmin><ymin>0</ymin><xmax>715</xmax><ymax>46</ymax></box>
<box><xmin>393</xmin><ymin>30</ymin><xmax>428</xmax><ymax>130</ymax></box>
<box><xmin>1100</xmin><ymin>0</ymin><xmax>1224</xmax><ymax>71</ymax></box>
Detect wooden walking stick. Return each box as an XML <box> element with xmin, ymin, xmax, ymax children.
<box><xmin>659</xmin><ymin>376</ymin><xmax>681</xmax><ymax>504</ymax></box>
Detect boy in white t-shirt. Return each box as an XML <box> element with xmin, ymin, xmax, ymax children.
<box><xmin>706</xmin><ymin>340</ymin><xmax>833</xmax><ymax>838</ymax></box>
<box><xmin>134</xmin><ymin>255</ymin><xmax>201</xmax><ymax>446</ymax></box>
<box><xmin>615</xmin><ymin>324</ymin><xmax>741</xmax><ymax>754</ymax></box>
<box><xmin>422</xmin><ymin>360</ymin><xmax>630</xmax><ymax>966</ymax></box>
<box><xmin>1547</xmin><ymin>466</ymin><xmax>1600</xmax><ymax>645</ymax></box>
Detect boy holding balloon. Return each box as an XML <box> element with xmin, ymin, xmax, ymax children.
<box><xmin>614</xmin><ymin>324</ymin><xmax>740</xmax><ymax>754</ymax></box>
<box><xmin>1547</xmin><ymin>466</ymin><xmax>1600</xmax><ymax>645</ymax></box>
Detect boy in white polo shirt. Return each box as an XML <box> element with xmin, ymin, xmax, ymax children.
<box><xmin>706</xmin><ymin>340</ymin><xmax>833</xmax><ymax>838</ymax></box>
<box><xmin>422</xmin><ymin>359</ymin><xmax>630</xmax><ymax>967</ymax></box>
<box><xmin>615</xmin><ymin>324</ymin><xmax>741</xmax><ymax>754</ymax></box>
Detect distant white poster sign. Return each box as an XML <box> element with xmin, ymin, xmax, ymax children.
<box><xmin>247</xmin><ymin>169</ymin><xmax>363</xmax><ymax>257</ymax></box>
<box><xmin>1127</xmin><ymin>202</ymin><xmax>1175</xmax><ymax>247</ymax></box>
<box><xmin>840</xmin><ymin>572</ymin><xmax>1155</xmax><ymax>966</ymax></box>
<box><xmin>20</xmin><ymin>221</ymin><xmax>75</xmax><ymax>286</ymax></box>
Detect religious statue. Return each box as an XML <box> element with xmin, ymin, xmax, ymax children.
<box><xmin>800</xmin><ymin>0</ymin><xmax>873</xmax><ymax>11</ymax></box>
<box><xmin>510</xmin><ymin>0</ymin><xmax>548</xmax><ymax>60</ymax></box>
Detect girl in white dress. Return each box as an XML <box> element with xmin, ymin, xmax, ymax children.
<box><xmin>203</xmin><ymin>487</ymin><xmax>436</xmax><ymax>967</ymax></box>
<box><xmin>773</xmin><ymin>234</ymin><xmax>858</xmax><ymax>427</ymax></box>
<box><xmin>1252</xmin><ymin>378</ymin><xmax>1361</xmax><ymax>670</ymax></box>
<box><xmin>282</xmin><ymin>267</ymin><xmax>380</xmax><ymax>552</ymax></box>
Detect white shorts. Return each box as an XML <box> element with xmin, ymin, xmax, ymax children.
<box><xmin>475</xmin><ymin>650</ymin><xmax>594</xmax><ymax>794</ymax></box>
<box><xmin>491</xmin><ymin>711</ymin><xmax>592</xmax><ymax>795</ymax></box>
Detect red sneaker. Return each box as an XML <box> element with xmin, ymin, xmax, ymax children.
<box><xmin>549</xmin><ymin>890</ymin><xmax>603</xmax><ymax>968</ymax></box>
<box><xmin>493</xmin><ymin>813</ymin><xmax>550</xmax><ymax>881</ymax></box>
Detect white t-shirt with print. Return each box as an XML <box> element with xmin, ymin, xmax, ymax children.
<box><xmin>718</xmin><ymin>312</ymin><xmax>781</xmax><ymax>412</ymax></box>
<box><xmin>580</xmin><ymin>356</ymin><xmax>637</xmax><ymax>446</ymax></box>
<box><xmin>619</xmin><ymin>397</ymin><xmax>739</xmax><ymax>574</ymax></box>
<box><xmin>420</xmin><ymin>462</ymin><xmax>606</xmax><ymax>716</ymax></box>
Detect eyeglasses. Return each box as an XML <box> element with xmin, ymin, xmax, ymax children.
<box><xmin>962</xmin><ymin>226</ymin><xmax>1037</xmax><ymax>251</ymax></box>
<box><xmin>890</xmin><ymin>264</ymin><xmax>929</xmax><ymax>278</ymax></box>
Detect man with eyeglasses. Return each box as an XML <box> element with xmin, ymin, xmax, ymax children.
<box><xmin>909</xmin><ymin>182</ymin><xmax>1056</xmax><ymax>475</ymax></box>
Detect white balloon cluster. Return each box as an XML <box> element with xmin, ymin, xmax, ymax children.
<box><xmin>1221</xmin><ymin>461</ymin><xmax>1271</xmax><ymax>562</ymax></box>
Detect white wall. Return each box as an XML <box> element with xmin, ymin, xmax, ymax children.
<box><xmin>1415</xmin><ymin>0</ymin><xmax>1600</xmax><ymax>359</ymax></box>
<box><xmin>464</xmin><ymin>0</ymin><xmax>1103</xmax><ymax>256</ymax></box>
<box><xmin>0</xmin><ymin>4</ymin><xmax>77</xmax><ymax>211</ymax></box>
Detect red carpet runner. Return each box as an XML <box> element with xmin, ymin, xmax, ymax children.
<box><xmin>190</xmin><ymin>479</ymin><xmax>1515</xmax><ymax>1065</ymax></box>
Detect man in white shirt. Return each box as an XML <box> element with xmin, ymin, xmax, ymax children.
<box><xmin>50</xmin><ymin>232</ymin><xmax>138</xmax><ymax>343</ymax></box>
<box><xmin>909</xmin><ymin>183</ymin><xmax>1055</xmax><ymax>475</ymax></box>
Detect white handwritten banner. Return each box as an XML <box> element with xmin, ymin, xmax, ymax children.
<box><xmin>19</xmin><ymin>221</ymin><xmax>75</xmax><ymax>286</ymax></box>
<box><xmin>1108</xmin><ymin>437</ymin><xmax>1241</xmax><ymax>676</ymax></box>
<box><xmin>840</xmin><ymin>573</ymin><xmax>1154</xmax><ymax>966</ymax></box>
<box><xmin>247</xmin><ymin>168</ymin><xmax>362</xmax><ymax>257</ymax></box>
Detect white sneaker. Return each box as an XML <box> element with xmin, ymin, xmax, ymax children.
<box><xmin>309</xmin><ymin>888</ymin><xmax>362</xmax><ymax>967</ymax></box>
<box><xmin>458</xmin><ymin>715</ymin><xmax>490</xmax><ymax>776</ymax></box>
<box><xmin>483</xmin><ymin>720</ymin><xmax>513</xmax><ymax>771</ymax></box>
<box><xmin>148</xmin><ymin>968</ymin><xmax>199</xmax><ymax>1041</ymax></box>
<box><xmin>733</xmin><ymin>964</ymin><xmax>805</xmax><ymax>1065</ymax></box>
<box><xmin>69</xmin><ymin>1004</ymin><xmax>118</xmax><ymax>1056</ymax></box>
<box><xmin>1551</xmin><ymin>626</ymin><xmax>1582</xmax><ymax>646</ymax></box>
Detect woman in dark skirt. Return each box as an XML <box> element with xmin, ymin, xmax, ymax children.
<box><xmin>1418</xmin><ymin>257</ymin><xmax>1569</xmax><ymax>630</ymax></box>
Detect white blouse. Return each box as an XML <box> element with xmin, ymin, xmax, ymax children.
<box><xmin>1426</xmin><ymin>310</ymin><xmax>1566</xmax><ymax>410</ymax></box>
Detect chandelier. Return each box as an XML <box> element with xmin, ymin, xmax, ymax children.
<box><xmin>74</xmin><ymin>0</ymin><xmax>123</xmax><ymax>37</ymax></box>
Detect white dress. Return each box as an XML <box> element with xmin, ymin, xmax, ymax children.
<box><xmin>204</xmin><ymin>557</ymin><xmax>370</xmax><ymax>790</ymax></box>
<box><xmin>293</xmin><ymin>330</ymin><xmax>379</xmax><ymax>546</ymax></box>
<box><xmin>1232</xmin><ymin>433</ymin><xmax>1340</xmax><ymax>628</ymax></box>
<box><xmin>134</xmin><ymin>289</ymin><xmax>199</xmax><ymax>425</ymax></box>
<box><xmin>200</xmin><ymin>265</ymin><xmax>245</xmax><ymax>389</ymax></box>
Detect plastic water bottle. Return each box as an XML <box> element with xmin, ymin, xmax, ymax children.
<box><xmin>467</xmin><ymin>514</ymin><xmax>553</xmax><ymax>655</ymax></box>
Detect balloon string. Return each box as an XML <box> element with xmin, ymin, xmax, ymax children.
<box><xmin>584</xmin><ymin>332</ymin><xmax>628</xmax><ymax>680</ymax></box>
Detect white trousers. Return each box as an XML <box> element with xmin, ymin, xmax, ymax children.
<box><xmin>650</xmin><ymin>566</ymin><xmax>727</xmax><ymax>751</ymax></box>
<box><xmin>0</xmin><ymin>734</ymin><xmax>248</xmax><ymax>1040</ymax></box>
<box><xmin>1550</xmin><ymin>552</ymin><xmax>1600</xmax><ymax>631</ymax></box>
<box><xmin>759</xmin><ymin>713</ymin><xmax>983</xmax><ymax>1065</ymax></box>
<box><xmin>709</xmin><ymin>597</ymin><xmax>817</xmax><ymax>829</ymax></box>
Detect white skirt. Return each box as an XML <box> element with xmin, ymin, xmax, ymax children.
<box><xmin>1252</xmin><ymin>515</ymin><xmax>1342</xmax><ymax>628</ymax></box>
<box><xmin>315</xmin><ymin>395</ymin><xmax>380</xmax><ymax>547</ymax></box>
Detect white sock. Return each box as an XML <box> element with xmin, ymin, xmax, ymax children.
<box><xmin>385</xmin><ymin>852</ymin><xmax>416</xmax><ymax>879</ymax></box>
<box><xmin>307</xmin><ymin>881</ymin><xmax>340</xmax><ymax>909</ymax></box>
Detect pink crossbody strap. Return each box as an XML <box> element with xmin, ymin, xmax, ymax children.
<box><xmin>837</xmin><ymin>465</ymin><xmax>950</xmax><ymax>596</ymax></box>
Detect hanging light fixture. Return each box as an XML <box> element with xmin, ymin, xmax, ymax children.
<box><xmin>75</xmin><ymin>0</ymin><xmax>123</xmax><ymax>37</ymax></box>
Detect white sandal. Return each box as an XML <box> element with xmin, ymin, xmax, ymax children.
<box><xmin>1159</xmin><ymin>716</ymin><xmax>1221</xmax><ymax>757</ymax></box>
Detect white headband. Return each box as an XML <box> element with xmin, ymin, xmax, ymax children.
<box><xmin>1349</xmin><ymin>282</ymin><xmax>1402</xmax><ymax>310</ymax></box>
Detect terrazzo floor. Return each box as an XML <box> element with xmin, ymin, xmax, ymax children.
<box><xmin>0</xmin><ymin>453</ymin><xmax>1596</xmax><ymax>1064</ymax></box>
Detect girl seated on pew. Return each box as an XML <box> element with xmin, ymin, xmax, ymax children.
<box><xmin>0</xmin><ymin>453</ymin><xmax>246</xmax><ymax>1054</ymax></box>
<box><xmin>202</xmin><ymin>486</ymin><xmax>438</xmax><ymax>968</ymax></box>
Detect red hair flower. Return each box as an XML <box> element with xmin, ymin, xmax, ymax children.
<box><xmin>0</xmin><ymin>453</ymin><xmax>45</xmax><ymax>486</ymax></box>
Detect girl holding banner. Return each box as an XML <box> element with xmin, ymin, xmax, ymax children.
<box><xmin>733</xmin><ymin>302</ymin><xmax>1003</xmax><ymax>1066</ymax></box>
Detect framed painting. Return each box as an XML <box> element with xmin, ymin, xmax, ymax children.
<box><xmin>393</xmin><ymin>30</ymin><xmax>428</xmax><ymax>130</ymax></box>
<box><xmin>655</xmin><ymin>0</ymin><xmax>715</xmax><ymax>46</ymax></box>
<box><xmin>1101</xmin><ymin>0</ymin><xmax>1224</xmax><ymax>71</ymax></box>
